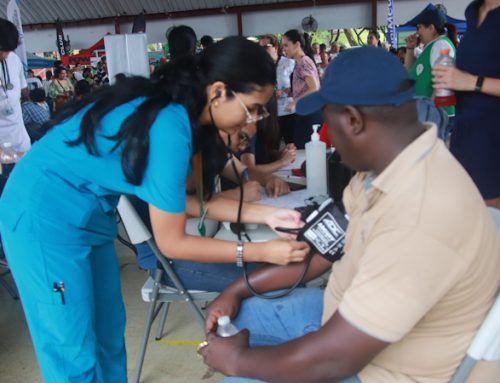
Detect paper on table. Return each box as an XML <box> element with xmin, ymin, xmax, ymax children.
<box><xmin>256</xmin><ymin>189</ymin><xmax>311</xmax><ymax>209</ymax></box>
<box><xmin>280</xmin><ymin>150</ymin><xmax>306</xmax><ymax>171</ymax></box>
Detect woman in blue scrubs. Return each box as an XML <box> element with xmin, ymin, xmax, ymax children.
<box><xmin>0</xmin><ymin>37</ymin><xmax>310</xmax><ymax>383</ymax></box>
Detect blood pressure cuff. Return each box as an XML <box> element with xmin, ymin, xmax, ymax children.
<box><xmin>296</xmin><ymin>199</ymin><xmax>349</xmax><ymax>263</ymax></box>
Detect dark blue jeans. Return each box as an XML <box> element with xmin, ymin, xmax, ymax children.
<box><xmin>135</xmin><ymin>242</ymin><xmax>260</xmax><ymax>292</ymax></box>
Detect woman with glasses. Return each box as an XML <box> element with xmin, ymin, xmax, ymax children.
<box><xmin>0</xmin><ymin>37</ymin><xmax>310</xmax><ymax>383</ymax></box>
<box><xmin>239</xmin><ymin>94</ymin><xmax>297</xmax><ymax>184</ymax></box>
<box><xmin>282</xmin><ymin>29</ymin><xmax>322</xmax><ymax>149</ymax></box>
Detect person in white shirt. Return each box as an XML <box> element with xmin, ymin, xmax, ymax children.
<box><xmin>26</xmin><ymin>69</ymin><xmax>43</xmax><ymax>91</ymax></box>
<box><xmin>259</xmin><ymin>34</ymin><xmax>296</xmax><ymax>144</ymax></box>
<box><xmin>0</xmin><ymin>18</ymin><xmax>31</xmax><ymax>154</ymax></box>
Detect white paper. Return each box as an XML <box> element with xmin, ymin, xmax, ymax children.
<box><xmin>256</xmin><ymin>189</ymin><xmax>312</xmax><ymax>209</ymax></box>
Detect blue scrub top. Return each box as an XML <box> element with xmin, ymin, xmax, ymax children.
<box><xmin>0</xmin><ymin>98</ymin><xmax>192</xmax><ymax>245</ymax></box>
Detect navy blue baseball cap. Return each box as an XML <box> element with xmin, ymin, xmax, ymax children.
<box><xmin>296</xmin><ymin>46</ymin><xmax>415</xmax><ymax>115</ymax></box>
<box><xmin>404</xmin><ymin>3</ymin><xmax>446</xmax><ymax>29</ymax></box>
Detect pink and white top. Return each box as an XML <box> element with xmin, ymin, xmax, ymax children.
<box><xmin>292</xmin><ymin>55</ymin><xmax>320</xmax><ymax>100</ymax></box>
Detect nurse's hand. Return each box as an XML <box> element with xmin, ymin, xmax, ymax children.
<box><xmin>262</xmin><ymin>239</ymin><xmax>310</xmax><ymax>265</ymax></box>
<box><xmin>265</xmin><ymin>208</ymin><xmax>303</xmax><ymax>238</ymax></box>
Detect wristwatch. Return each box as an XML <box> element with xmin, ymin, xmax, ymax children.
<box><xmin>236</xmin><ymin>241</ymin><xmax>244</xmax><ymax>267</ymax></box>
<box><xmin>475</xmin><ymin>76</ymin><xmax>484</xmax><ymax>93</ymax></box>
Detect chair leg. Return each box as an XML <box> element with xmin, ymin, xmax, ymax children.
<box><xmin>155</xmin><ymin>302</ymin><xmax>170</xmax><ymax>340</ymax></box>
<box><xmin>132</xmin><ymin>271</ymin><xmax>163</xmax><ymax>383</ymax></box>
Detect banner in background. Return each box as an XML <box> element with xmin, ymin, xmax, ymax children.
<box><xmin>55</xmin><ymin>19</ymin><xmax>67</xmax><ymax>56</ymax></box>
<box><xmin>387</xmin><ymin>0</ymin><xmax>396</xmax><ymax>47</ymax></box>
<box><xmin>6</xmin><ymin>0</ymin><xmax>27</xmax><ymax>73</ymax></box>
<box><xmin>132</xmin><ymin>13</ymin><xmax>146</xmax><ymax>33</ymax></box>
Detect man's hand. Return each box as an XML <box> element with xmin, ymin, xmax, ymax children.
<box><xmin>205</xmin><ymin>290</ymin><xmax>244</xmax><ymax>334</ymax></box>
<box><xmin>200</xmin><ymin>330</ymin><xmax>250</xmax><ymax>377</ymax></box>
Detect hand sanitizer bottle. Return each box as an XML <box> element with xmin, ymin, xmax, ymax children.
<box><xmin>305</xmin><ymin>124</ymin><xmax>327</xmax><ymax>196</ymax></box>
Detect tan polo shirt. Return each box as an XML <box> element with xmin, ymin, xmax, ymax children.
<box><xmin>322</xmin><ymin>125</ymin><xmax>500</xmax><ymax>383</ymax></box>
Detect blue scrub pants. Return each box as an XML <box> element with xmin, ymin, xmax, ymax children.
<box><xmin>2</xmin><ymin>230</ymin><xmax>127</xmax><ymax>383</ymax></box>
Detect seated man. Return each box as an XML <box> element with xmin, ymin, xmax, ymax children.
<box><xmin>200</xmin><ymin>47</ymin><xmax>500</xmax><ymax>382</ymax></box>
<box><xmin>21</xmin><ymin>88</ymin><xmax>50</xmax><ymax>142</ymax></box>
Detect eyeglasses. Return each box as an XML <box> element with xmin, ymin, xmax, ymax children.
<box><xmin>230</xmin><ymin>90</ymin><xmax>270</xmax><ymax>125</ymax></box>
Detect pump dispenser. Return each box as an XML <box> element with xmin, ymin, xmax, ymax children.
<box><xmin>305</xmin><ymin>124</ymin><xmax>327</xmax><ymax>196</ymax></box>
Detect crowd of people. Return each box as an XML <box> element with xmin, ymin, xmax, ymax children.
<box><xmin>0</xmin><ymin>0</ymin><xmax>499</xmax><ymax>382</ymax></box>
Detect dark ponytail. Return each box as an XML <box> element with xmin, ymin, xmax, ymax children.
<box><xmin>437</xmin><ymin>22</ymin><xmax>458</xmax><ymax>47</ymax></box>
<box><xmin>48</xmin><ymin>36</ymin><xmax>276</xmax><ymax>198</ymax></box>
<box><xmin>284</xmin><ymin>29</ymin><xmax>315</xmax><ymax>63</ymax></box>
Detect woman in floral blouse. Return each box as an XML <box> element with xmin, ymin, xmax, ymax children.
<box><xmin>48</xmin><ymin>67</ymin><xmax>73</xmax><ymax>112</ymax></box>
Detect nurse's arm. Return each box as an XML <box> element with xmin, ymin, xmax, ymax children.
<box><xmin>149</xmin><ymin>205</ymin><xmax>308</xmax><ymax>265</ymax></box>
<box><xmin>185</xmin><ymin>193</ymin><xmax>276</xmax><ymax>224</ymax></box>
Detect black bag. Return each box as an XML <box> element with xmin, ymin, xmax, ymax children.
<box><xmin>327</xmin><ymin>150</ymin><xmax>355</xmax><ymax>203</ymax></box>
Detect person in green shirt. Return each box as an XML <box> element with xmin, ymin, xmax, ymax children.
<box><xmin>403</xmin><ymin>4</ymin><xmax>458</xmax><ymax>140</ymax></box>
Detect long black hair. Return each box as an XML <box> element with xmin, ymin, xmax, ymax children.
<box><xmin>284</xmin><ymin>29</ymin><xmax>315</xmax><ymax>63</ymax></box>
<box><xmin>255</xmin><ymin>93</ymin><xmax>280</xmax><ymax>164</ymax></box>
<box><xmin>48</xmin><ymin>36</ymin><xmax>276</xmax><ymax>197</ymax></box>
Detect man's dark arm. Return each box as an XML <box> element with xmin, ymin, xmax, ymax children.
<box><xmin>205</xmin><ymin>254</ymin><xmax>332</xmax><ymax>333</ymax></box>
<box><xmin>227</xmin><ymin>253</ymin><xmax>332</xmax><ymax>299</ymax></box>
<box><xmin>205</xmin><ymin>311</ymin><xmax>388</xmax><ymax>383</ymax></box>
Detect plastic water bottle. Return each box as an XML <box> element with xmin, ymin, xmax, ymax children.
<box><xmin>0</xmin><ymin>142</ymin><xmax>18</xmax><ymax>175</ymax></box>
<box><xmin>433</xmin><ymin>48</ymin><xmax>456</xmax><ymax>108</ymax></box>
<box><xmin>216</xmin><ymin>316</ymin><xmax>239</xmax><ymax>337</ymax></box>
<box><xmin>305</xmin><ymin>124</ymin><xmax>327</xmax><ymax>197</ymax></box>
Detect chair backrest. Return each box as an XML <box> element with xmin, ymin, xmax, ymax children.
<box><xmin>117</xmin><ymin>196</ymin><xmax>152</xmax><ymax>244</ymax></box>
<box><xmin>468</xmin><ymin>293</ymin><xmax>500</xmax><ymax>361</ymax></box>
<box><xmin>488</xmin><ymin>207</ymin><xmax>500</xmax><ymax>236</ymax></box>
<box><xmin>449</xmin><ymin>208</ymin><xmax>500</xmax><ymax>383</ymax></box>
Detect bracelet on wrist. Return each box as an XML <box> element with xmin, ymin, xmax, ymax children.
<box><xmin>475</xmin><ymin>76</ymin><xmax>484</xmax><ymax>93</ymax></box>
<box><xmin>236</xmin><ymin>241</ymin><xmax>244</xmax><ymax>267</ymax></box>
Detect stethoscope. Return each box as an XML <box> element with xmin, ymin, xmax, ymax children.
<box><xmin>0</xmin><ymin>60</ymin><xmax>14</xmax><ymax>93</ymax></box>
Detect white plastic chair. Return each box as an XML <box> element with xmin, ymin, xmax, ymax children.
<box><xmin>449</xmin><ymin>208</ymin><xmax>500</xmax><ymax>383</ymax></box>
<box><xmin>117</xmin><ymin>196</ymin><xmax>218</xmax><ymax>383</ymax></box>
<box><xmin>449</xmin><ymin>293</ymin><xmax>500</xmax><ymax>383</ymax></box>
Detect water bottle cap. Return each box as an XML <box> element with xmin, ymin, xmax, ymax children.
<box><xmin>217</xmin><ymin>316</ymin><xmax>230</xmax><ymax>326</ymax></box>
<box><xmin>439</xmin><ymin>48</ymin><xmax>450</xmax><ymax>56</ymax></box>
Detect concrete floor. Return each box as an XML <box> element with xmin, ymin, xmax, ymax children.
<box><xmin>0</xmin><ymin>239</ymin><xmax>222</xmax><ymax>383</ymax></box>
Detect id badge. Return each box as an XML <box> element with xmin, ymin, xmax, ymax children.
<box><xmin>0</xmin><ymin>98</ymin><xmax>14</xmax><ymax>116</ymax></box>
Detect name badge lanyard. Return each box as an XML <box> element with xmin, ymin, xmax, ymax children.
<box><xmin>1</xmin><ymin>60</ymin><xmax>14</xmax><ymax>96</ymax></box>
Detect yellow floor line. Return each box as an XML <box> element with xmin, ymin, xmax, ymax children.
<box><xmin>157</xmin><ymin>339</ymin><xmax>204</xmax><ymax>346</ymax></box>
